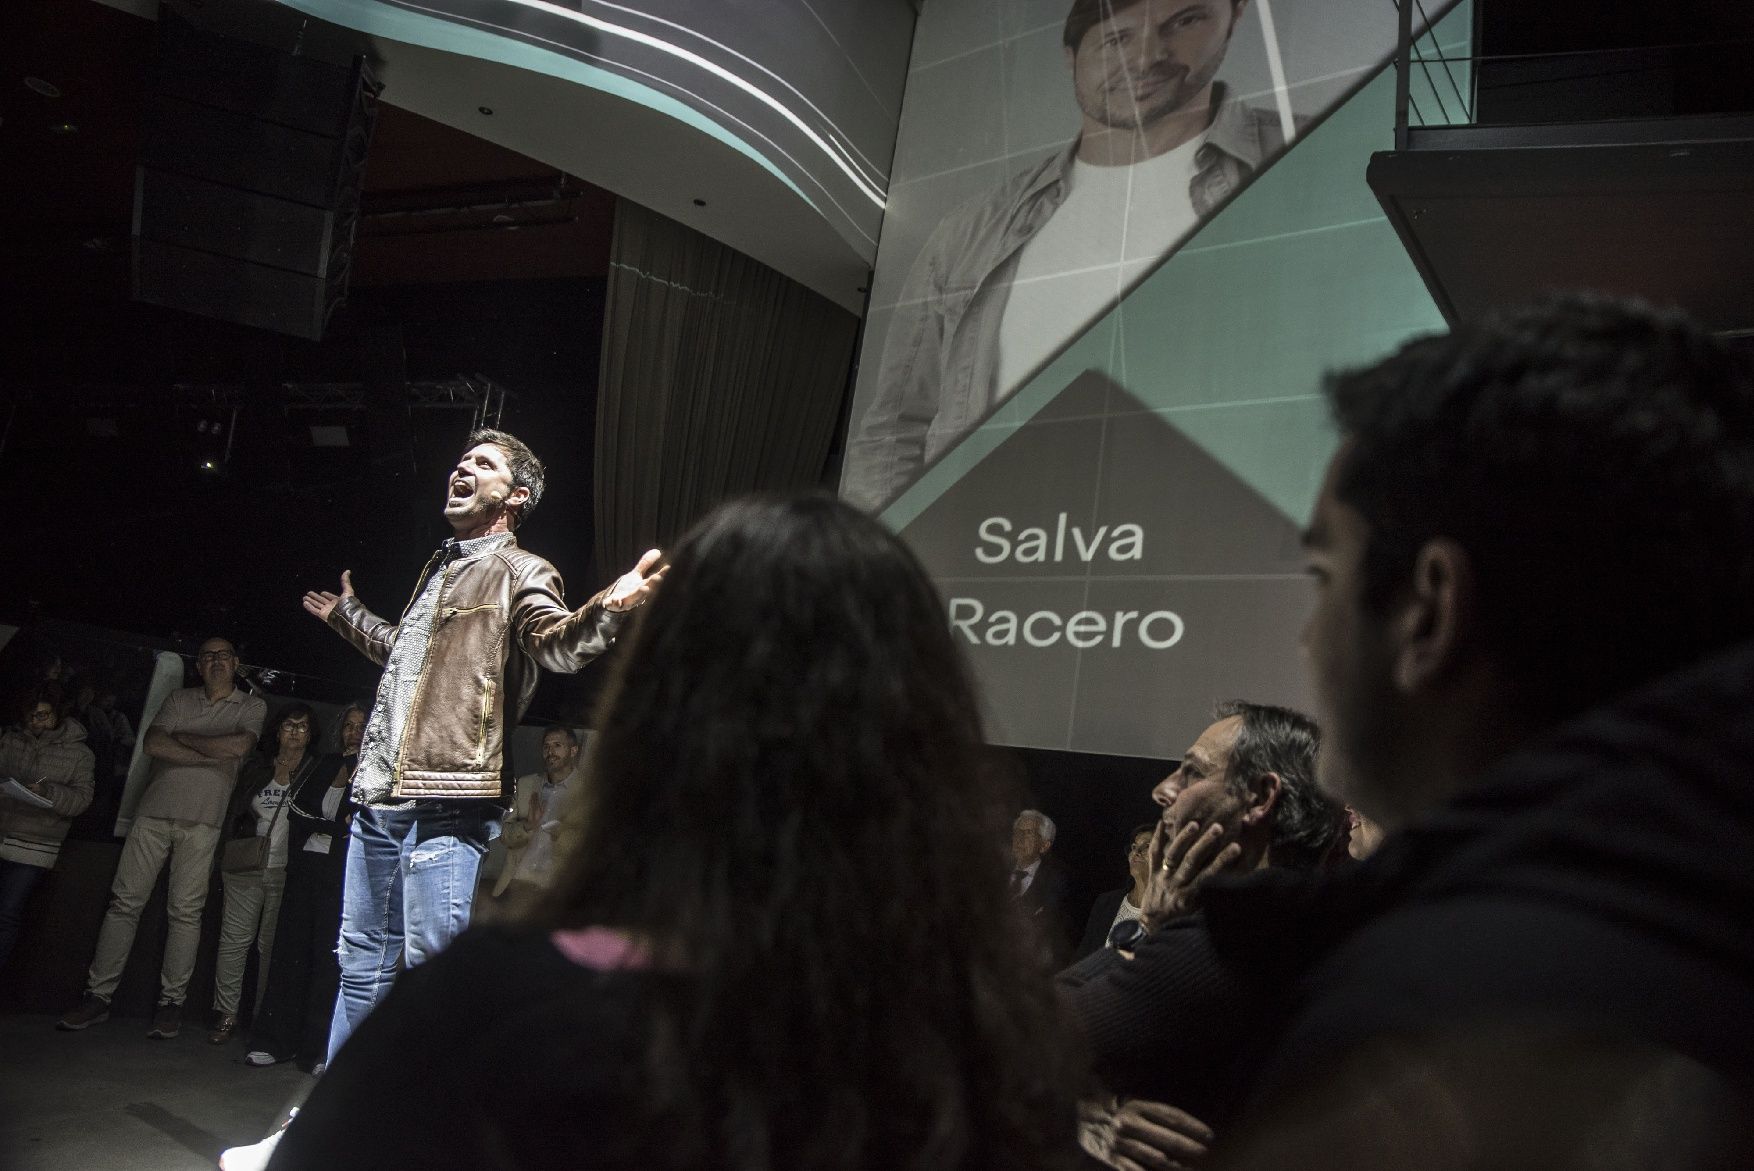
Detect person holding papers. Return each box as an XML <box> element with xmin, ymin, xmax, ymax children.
<box><xmin>0</xmin><ymin>681</ymin><xmax>95</xmax><ymax>970</ymax></box>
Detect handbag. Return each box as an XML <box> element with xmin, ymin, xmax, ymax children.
<box><xmin>221</xmin><ymin>833</ymin><xmax>269</xmax><ymax>874</ymax></box>
<box><xmin>221</xmin><ymin>757</ymin><xmax>308</xmax><ymax>874</ymax></box>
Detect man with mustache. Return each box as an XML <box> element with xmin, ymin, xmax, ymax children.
<box><xmin>844</xmin><ymin>0</ymin><xmax>1289</xmax><ymax>512</ymax></box>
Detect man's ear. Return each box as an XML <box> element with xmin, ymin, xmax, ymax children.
<box><xmin>1243</xmin><ymin>771</ymin><xmax>1281</xmax><ymax>827</ymax></box>
<box><xmin>1392</xmin><ymin>538</ymin><xmax>1475</xmax><ymax>693</ymax></box>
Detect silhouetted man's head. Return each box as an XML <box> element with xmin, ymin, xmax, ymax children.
<box><xmin>1302</xmin><ymin>294</ymin><xmax>1754</xmax><ymax>828</ymax></box>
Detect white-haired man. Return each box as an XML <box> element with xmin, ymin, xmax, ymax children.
<box><xmin>1012</xmin><ymin>808</ymin><xmax>1073</xmax><ymax>953</ymax></box>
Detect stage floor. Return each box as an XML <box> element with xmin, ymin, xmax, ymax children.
<box><xmin>0</xmin><ymin>1012</ymin><xmax>312</xmax><ymax>1170</ymax></box>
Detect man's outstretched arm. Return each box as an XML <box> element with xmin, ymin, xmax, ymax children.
<box><xmin>516</xmin><ymin>550</ymin><xmax>668</xmax><ymax>672</ymax></box>
<box><xmin>304</xmin><ymin>570</ymin><xmax>398</xmax><ymax>666</ymax></box>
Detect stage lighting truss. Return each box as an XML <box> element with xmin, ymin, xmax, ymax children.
<box><xmin>170</xmin><ymin>375</ymin><xmax>508</xmax><ymax>434</ymax></box>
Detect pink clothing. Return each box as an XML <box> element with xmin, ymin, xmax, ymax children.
<box><xmin>549</xmin><ymin>927</ymin><xmax>648</xmax><ymax>972</ymax></box>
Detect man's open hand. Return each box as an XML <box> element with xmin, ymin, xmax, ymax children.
<box><xmin>302</xmin><ymin>571</ymin><xmax>355</xmax><ymax>623</ymax></box>
<box><xmin>603</xmin><ymin>549</ymin><xmax>668</xmax><ymax>613</ymax></box>
<box><xmin>1139</xmin><ymin>818</ymin><xmax>1243</xmax><ymax>930</ymax></box>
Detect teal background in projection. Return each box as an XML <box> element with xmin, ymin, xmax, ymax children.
<box><xmin>275</xmin><ymin>0</ymin><xmax>810</xmax><ymax>205</ymax></box>
<box><xmin>884</xmin><ymin>3</ymin><xmax>1472</xmax><ymax>533</ymax></box>
<box><xmin>871</xmin><ymin>4</ymin><xmax>1474</xmax><ymax>754</ymax></box>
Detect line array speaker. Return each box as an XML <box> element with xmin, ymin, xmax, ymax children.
<box><xmin>131</xmin><ymin>15</ymin><xmax>380</xmax><ymax>340</ymax></box>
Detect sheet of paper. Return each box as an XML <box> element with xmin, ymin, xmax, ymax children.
<box><xmin>1</xmin><ymin>779</ymin><xmax>54</xmax><ymax>810</ymax></box>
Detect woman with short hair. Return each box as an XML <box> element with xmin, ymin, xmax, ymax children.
<box><xmin>243</xmin><ymin>701</ymin><xmax>364</xmax><ymax>1070</ymax></box>
<box><xmin>1073</xmin><ymin>823</ymin><xmax>1157</xmax><ymax>962</ymax></box>
<box><xmin>208</xmin><ymin>704</ymin><xmax>321</xmax><ymax>1044</ymax></box>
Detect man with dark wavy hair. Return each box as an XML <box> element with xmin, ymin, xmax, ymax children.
<box><xmin>223</xmin><ymin>430</ymin><xmax>667</xmax><ymax>1167</ymax></box>
<box><xmin>1223</xmin><ymin>295</ymin><xmax>1754</xmax><ymax>1167</ymax></box>
<box><xmin>226</xmin><ymin>434</ymin><xmax>670</xmax><ymax>1163</ymax></box>
<box><xmin>302</xmin><ymin>428</ymin><xmax>665</xmax><ymax>1054</ymax></box>
<box><xmin>1058</xmin><ymin>699</ymin><xmax>1346</xmax><ymax>1157</ymax></box>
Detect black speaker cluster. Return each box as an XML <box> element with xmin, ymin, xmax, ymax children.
<box><xmin>131</xmin><ymin>14</ymin><xmax>380</xmax><ymax>340</ymax></box>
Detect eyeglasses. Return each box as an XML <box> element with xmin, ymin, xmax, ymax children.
<box><xmin>196</xmin><ymin>652</ymin><xmax>235</xmax><ymax>663</ymax></box>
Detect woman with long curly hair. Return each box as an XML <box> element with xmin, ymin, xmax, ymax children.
<box><xmin>269</xmin><ymin>493</ymin><xmax>1084</xmax><ymax>1171</ymax></box>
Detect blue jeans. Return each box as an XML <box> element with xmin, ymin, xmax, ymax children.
<box><xmin>0</xmin><ymin>860</ymin><xmax>46</xmax><ymax>970</ymax></box>
<box><xmin>325</xmin><ymin>803</ymin><xmax>497</xmax><ymax>1064</ymax></box>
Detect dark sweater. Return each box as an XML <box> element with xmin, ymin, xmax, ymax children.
<box><xmin>1072</xmin><ymin>887</ymin><xmax>1127</xmax><ymax>962</ymax></box>
<box><xmin>272</xmin><ymin>925</ymin><xmax>656</xmax><ymax>1170</ymax></box>
<box><xmin>1058</xmin><ymin>899</ymin><xmax>1284</xmax><ymax>1131</ymax></box>
<box><xmin>1207</xmin><ymin>638</ymin><xmax>1754</xmax><ymax>1130</ymax></box>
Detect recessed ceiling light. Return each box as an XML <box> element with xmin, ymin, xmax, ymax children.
<box><xmin>49</xmin><ymin>120</ymin><xmax>77</xmax><ymax>135</ymax></box>
<box><xmin>24</xmin><ymin>77</ymin><xmax>62</xmax><ymax>98</ymax></box>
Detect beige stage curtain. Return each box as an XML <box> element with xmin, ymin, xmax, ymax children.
<box><xmin>593</xmin><ymin>198</ymin><xmax>860</xmax><ymax>575</ymax></box>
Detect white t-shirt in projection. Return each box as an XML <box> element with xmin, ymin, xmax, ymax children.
<box><xmin>995</xmin><ymin>137</ymin><xmax>1203</xmax><ymax>397</ymax></box>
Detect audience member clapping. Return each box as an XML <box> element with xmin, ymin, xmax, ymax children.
<box><xmin>490</xmin><ymin>724</ymin><xmax>583</xmax><ymax>907</ymax></box>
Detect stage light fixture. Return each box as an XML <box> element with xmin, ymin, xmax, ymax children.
<box><xmin>194</xmin><ymin>407</ymin><xmax>239</xmax><ymax>475</ymax></box>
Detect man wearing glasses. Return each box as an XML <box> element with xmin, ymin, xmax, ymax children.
<box><xmin>58</xmin><ymin>637</ymin><xmax>265</xmax><ymax>1039</ymax></box>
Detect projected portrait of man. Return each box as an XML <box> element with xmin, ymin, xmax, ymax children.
<box><xmin>843</xmin><ymin>0</ymin><xmax>1296</xmax><ymax>513</ymax></box>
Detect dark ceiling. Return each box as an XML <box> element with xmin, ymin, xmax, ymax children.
<box><xmin>4</xmin><ymin>0</ymin><xmax>616</xmax><ymax>309</ymax></box>
<box><xmin>3</xmin><ymin>0</ymin><xmax>625</xmax><ymax>716</ymax></box>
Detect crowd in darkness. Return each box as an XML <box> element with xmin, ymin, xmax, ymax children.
<box><xmin>3</xmin><ymin>293</ymin><xmax>1753</xmax><ymax>1170</ymax></box>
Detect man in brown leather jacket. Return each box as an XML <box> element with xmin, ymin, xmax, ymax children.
<box><xmin>299</xmin><ymin>428</ymin><xmax>664</xmax><ymax>1066</ymax></box>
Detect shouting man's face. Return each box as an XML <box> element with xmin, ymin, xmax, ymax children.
<box><xmin>444</xmin><ymin>443</ymin><xmax>526</xmax><ymax>534</ymax></box>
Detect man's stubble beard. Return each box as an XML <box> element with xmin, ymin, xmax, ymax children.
<box><xmin>1082</xmin><ymin>30</ymin><xmax>1234</xmax><ymax>136</ymax></box>
<box><xmin>1092</xmin><ymin>72</ymin><xmax>1195</xmax><ymax>132</ymax></box>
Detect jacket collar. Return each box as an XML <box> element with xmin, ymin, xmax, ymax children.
<box><xmin>1201</xmin><ymin>82</ymin><xmax>1276</xmax><ymax>169</ymax></box>
<box><xmin>441</xmin><ymin>530</ymin><xmax>516</xmax><ymax>564</ymax></box>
